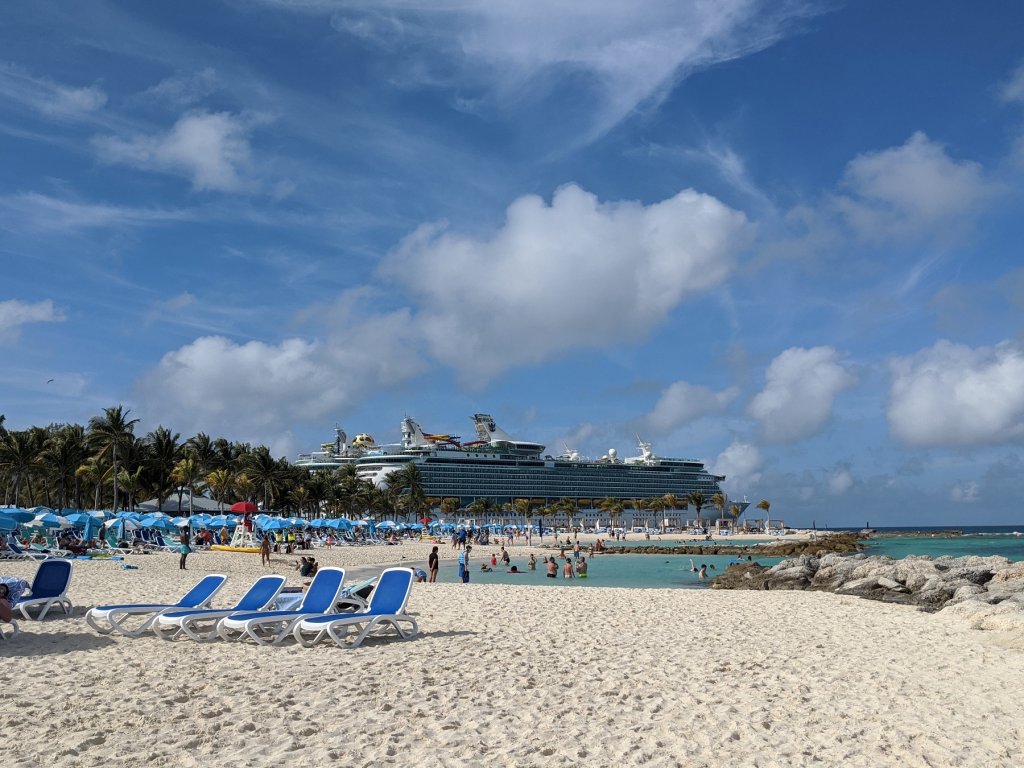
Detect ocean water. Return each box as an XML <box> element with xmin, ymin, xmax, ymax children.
<box><xmin>434</xmin><ymin>552</ymin><xmax>782</xmax><ymax>589</ymax></box>
<box><xmin>430</xmin><ymin>527</ymin><xmax>1024</xmax><ymax>589</ymax></box>
<box><xmin>860</xmin><ymin>530</ymin><xmax>1024</xmax><ymax>562</ymax></box>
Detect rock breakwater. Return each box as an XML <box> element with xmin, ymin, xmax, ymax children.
<box><xmin>712</xmin><ymin>552</ymin><xmax>1024</xmax><ymax>633</ymax></box>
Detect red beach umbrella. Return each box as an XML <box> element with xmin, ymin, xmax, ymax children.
<box><xmin>230</xmin><ymin>501</ymin><xmax>259</xmax><ymax>514</ymax></box>
<box><xmin>420</xmin><ymin>517</ymin><xmax>433</xmax><ymax>525</ymax></box>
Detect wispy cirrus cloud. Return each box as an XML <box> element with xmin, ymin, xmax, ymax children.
<box><xmin>261</xmin><ymin>0</ymin><xmax>818</xmax><ymax>143</ymax></box>
<box><xmin>0</xmin><ymin>192</ymin><xmax>192</xmax><ymax>233</ymax></box>
<box><xmin>0</xmin><ymin>63</ymin><xmax>107</xmax><ymax>121</ymax></box>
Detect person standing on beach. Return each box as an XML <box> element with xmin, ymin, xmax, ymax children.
<box><xmin>428</xmin><ymin>546</ymin><xmax>439</xmax><ymax>583</ymax></box>
<box><xmin>178</xmin><ymin>530</ymin><xmax>191</xmax><ymax>570</ymax></box>
<box><xmin>260</xmin><ymin>535</ymin><xmax>271</xmax><ymax>566</ymax></box>
<box><xmin>460</xmin><ymin>545</ymin><xmax>471</xmax><ymax>583</ymax></box>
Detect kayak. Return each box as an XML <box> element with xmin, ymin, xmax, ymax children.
<box><xmin>210</xmin><ymin>545</ymin><xmax>260</xmax><ymax>553</ymax></box>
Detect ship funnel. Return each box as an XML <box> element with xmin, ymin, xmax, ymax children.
<box><xmin>472</xmin><ymin>413</ymin><xmax>515</xmax><ymax>442</ymax></box>
<box><xmin>401</xmin><ymin>417</ymin><xmax>429</xmax><ymax>448</ymax></box>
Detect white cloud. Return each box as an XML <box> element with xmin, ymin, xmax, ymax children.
<box><xmin>950</xmin><ymin>480</ymin><xmax>980</xmax><ymax>504</ymax></box>
<box><xmin>888</xmin><ymin>340</ymin><xmax>1024</xmax><ymax>447</ymax></box>
<box><xmin>133</xmin><ymin>306</ymin><xmax>424</xmax><ymax>441</ymax></box>
<box><xmin>833</xmin><ymin>132</ymin><xmax>993</xmax><ymax>242</ymax></box>
<box><xmin>644</xmin><ymin>380</ymin><xmax>739</xmax><ymax>435</ymax></box>
<box><xmin>0</xmin><ymin>192</ymin><xmax>190</xmax><ymax>232</ymax></box>
<box><xmin>827</xmin><ymin>467</ymin><xmax>853</xmax><ymax>495</ymax></box>
<box><xmin>0</xmin><ymin>299</ymin><xmax>65</xmax><ymax>343</ymax></box>
<box><xmin>710</xmin><ymin>441</ymin><xmax>763</xmax><ymax>495</ymax></box>
<box><xmin>0</xmin><ymin>64</ymin><xmax>107</xmax><ymax>120</ymax></box>
<box><xmin>280</xmin><ymin>0</ymin><xmax>815</xmax><ymax>141</ymax></box>
<box><xmin>1000</xmin><ymin>61</ymin><xmax>1024</xmax><ymax>104</ymax></box>
<box><xmin>141</xmin><ymin>69</ymin><xmax>218</xmax><ymax>106</ymax></box>
<box><xmin>93</xmin><ymin>111</ymin><xmax>258</xmax><ymax>192</ymax></box>
<box><xmin>748</xmin><ymin>346</ymin><xmax>855</xmax><ymax>443</ymax></box>
<box><xmin>382</xmin><ymin>183</ymin><xmax>750</xmax><ymax>382</ymax></box>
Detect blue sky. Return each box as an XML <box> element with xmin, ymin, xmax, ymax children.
<box><xmin>2</xmin><ymin>1</ymin><xmax>1024</xmax><ymax>526</ymax></box>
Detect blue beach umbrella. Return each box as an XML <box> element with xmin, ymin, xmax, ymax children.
<box><xmin>28</xmin><ymin>512</ymin><xmax>72</xmax><ymax>529</ymax></box>
<box><xmin>260</xmin><ymin>519</ymin><xmax>287</xmax><ymax>531</ymax></box>
<box><xmin>65</xmin><ymin>512</ymin><xmax>95</xmax><ymax>527</ymax></box>
<box><xmin>3</xmin><ymin>508</ymin><xmax>36</xmax><ymax>523</ymax></box>
<box><xmin>0</xmin><ymin>514</ymin><xmax>18</xmax><ymax>531</ymax></box>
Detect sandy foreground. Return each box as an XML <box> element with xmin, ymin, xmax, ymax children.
<box><xmin>2</xmin><ymin>542</ymin><xmax>1023</xmax><ymax>768</ymax></box>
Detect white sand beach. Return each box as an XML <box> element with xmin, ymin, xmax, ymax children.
<box><xmin>3</xmin><ymin>544</ymin><xmax>1023</xmax><ymax>768</ymax></box>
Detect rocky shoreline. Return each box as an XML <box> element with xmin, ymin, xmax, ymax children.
<box><xmin>599</xmin><ymin>532</ymin><xmax>863</xmax><ymax>558</ymax></box>
<box><xmin>711</xmin><ymin>552</ymin><xmax>1024</xmax><ymax>633</ymax></box>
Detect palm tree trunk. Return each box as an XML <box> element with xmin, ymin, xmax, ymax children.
<box><xmin>112</xmin><ymin>442</ymin><xmax>118</xmax><ymax>512</ymax></box>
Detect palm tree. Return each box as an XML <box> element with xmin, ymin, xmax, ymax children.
<box><xmin>39</xmin><ymin>425</ymin><xmax>89</xmax><ymax>510</ymax></box>
<box><xmin>186</xmin><ymin>432</ymin><xmax>216</xmax><ymax>476</ymax></box>
<box><xmin>729</xmin><ymin>503</ymin><xmax>745</xmax><ymax>529</ymax></box>
<box><xmin>243</xmin><ymin>446</ymin><xmax>287</xmax><ymax>511</ymax></box>
<box><xmin>688</xmin><ymin>491</ymin><xmax>706</xmax><ymax>529</ymax></box>
<box><xmin>711</xmin><ymin>492</ymin><xmax>726</xmax><ymax>529</ymax></box>
<box><xmin>145</xmin><ymin>426</ymin><xmax>182</xmax><ymax>510</ymax></box>
<box><xmin>466</xmin><ymin>497</ymin><xmax>496</xmax><ymax>523</ymax></box>
<box><xmin>234</xmin><ymin>473</ymin><xmax>256</xmax><ymax>505</ymax></box>
<box><xmin>171</xmin><ymin>455</ymin><xmax>204</xmax><ymax>515</ymax></box>
<box><xmin>117</xmin><ymin>466</ymin><xmax>145</xmax><ymax>511</ymax></box>
<box><xmin>88</xmin><ymin>405</ymin><xmax>139</xmax><ymax>512</ymax></box>
<box><xmin>439</xmin><ymin>497</ymin><xmax>459</xmax><ymax>521</ymax></box>
<box><xmin>290</xmin><ymin>485</ymin><xmax>311</xmax><ymax>516</ymax></box>
<box><xmin>645</xmin><ymin>497</ymin><xmax>666</xmax><ymax>531</ymax></box>
<box><xmin>756</xmin><ymin>498</ymin><xmax>771</xmax><ymax>531</ymax></box>
<box><xmin>206</xmin><ymin>468</ymin><xmax>234</xmax><ymax>511</ymax></box>
<box><xmin>388</xmin><ymin>462</ymin><xmax>429</xmax><ymax>523</ymax></box>
<box><xmin>0</xmin><ymin>429</ymin><xmax>41</xmax><ymax>506</ymax></box>
<box><xmin>76</xmin><ymin>458</ymin><xmax>103</xmax><ymax>510</ymax></box>
<box><xmin>598</xmin><ymin>497</ymin><xmax>624</xmax><ymax>531</ymax></box>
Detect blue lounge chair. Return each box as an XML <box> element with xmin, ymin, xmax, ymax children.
<box><xmin>216</xmin><ymin>567</ymin><xmax>346</xmax><ymax>646</ymax></box>
<box><xmin>152</xmin><ymin>575</ymin><xmax>287</xmax><ymax>642</ymax></box>
<box><xmin>292</xmin><ymin>567</ymin><xmax>417</xmax><ymax>649</ymax></box>
<box><xmin>15</xmin><ymin>559</ymin><xmax>74</xmax><ymax>620</ymax></box>
<box><xmin>6</xmin><ymin>538</ymin><xmax>55</xmax><ymax>561</ymax></box>
<box><xmin>85</xmin><ymin>573</ymin><xmax>227</xmax><ymax>637</ymax></box>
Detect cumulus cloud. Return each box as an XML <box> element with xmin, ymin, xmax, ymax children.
<box><xmin>133</xmin><ymin>306</ymin><xmax>424</xmax><ymax>440</ymax></box>
<box><xmin>888</xmin><ymin>340</ymin><xmax>1024</xmax><ymax>447</ymax></box>
<box><xmin>643</xmin><ymin>380</ymin><xmax>739</xmax><ymax>435</ymax></box>
<box><xmin>93</xmin><ymin>111</ymin><xmax>258</xmax><ymax>192</ymax></box>
<box><xmin>278</xmin><ymin>0</ymin><xmax>815</xmax><ymax>141</ymax></box>
<box><xmin>0</xmin><ymin>64</ymin><xmax>106</xmax><ymax>120</ymax></box>
<box><xmin>833</xmin><ymin>132</ymin><xmax>993</xmax><ymax>242</ymax></box>
<box><xmin>710</xmin><ymin>441</ymin><xmax>763</xmax><ymax>495</ymax></box>
<box><xmin>1000</xmin><ymin>61</ymin><xmax>1024</xmax><ymax>104</ymax></box>
<box><xmin>0</xmin><ymin>299</ymin><xmax>65</xmax><ymax>343</ymax></box>
<box><xmin>748</xmin><ymin>346</ymin><xmax>855</xmax><ymax>443</ymax></box>
<box><xmin>827</xmin><ymin>467</ymin><xmax>853</xmax><ymax>495</ymax></box>
<box><xmin>382</xmin><ymin>183</ymin><xmax>750</xmax><ymax>382</ymax></box>
<box><xmin>950</xmin><ymin>480</ymin><xmax>980</xmax><ymax>504</ymax></box>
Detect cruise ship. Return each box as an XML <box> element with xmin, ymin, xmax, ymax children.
<box><xmin>299</xmin><ymin>413</ymin><xmax>741</xmax><ymax>517</ymax></box>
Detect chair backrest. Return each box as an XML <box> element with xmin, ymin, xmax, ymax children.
<box><xmin>29</xmin><ymin>559</ymin><xmax>72</xmax><ymax>598</ymax></box>
<box><xmin>365</xmin><ymin>568</ymin><xmax>414</xmax><ymax>615</ymax></box>
<box><xmin>8</xmin><ymin>539</ymin><xmax>27</xmax><ymax>554</ymax></box>
<box><xmin>297</xmin><ymin>567</ymin><xmax>346</xmax><ymax>613</ymax></box>
<box><xmin>234</xmin><ymin>575</ymin><xmax>287</xmax><ymax>611</ymax></box>
<box><xmin>175</xmin><ymin>574</ymin><xmax>228</xmax><ymax>608</ymax></box>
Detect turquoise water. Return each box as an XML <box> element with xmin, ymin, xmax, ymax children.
<box><xmin>435</xmin><ymin>552</ymin><xmax>782</xmax><ymax>589</ymax></box>
<box><xmin>862</xmin><ymin>534</ymin><xmax>1024</xmax><ymax>561</ymax></box>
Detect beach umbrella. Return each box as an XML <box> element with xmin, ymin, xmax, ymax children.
<box><xmin>2</xmin><ymin>508</ymin><xmax>36</xmax><ymax>523</ymax></box>
<box><xmin>171</xmin><ymin>516</ymin><xmax>190</xmax><ymax>528</ymax></box>
<box><xmin>286</xmin><ymin>517</ymin><xmax>305</xmax><ymax>528</ymax></box>
<box><xmin>0</xmin><ymin>514</ymin><xmax>17</xmax><ymax>531</ymax></box>
<box><xmin>377</xmin><ymin>520</ymin><xmax>398</xmax><ymax>529</ymax></box>
<box><xmin>260</xmin><ymin>519</ymin><xmax>287</xmax><ymax>531</ymax></box>
<box><xmin>82</xmin><ymin>517</ymin><xmax>96</xmax><ymax>541</ymax></box>
<box><xmin>28</xmin><ymin>512</ymin><xmax>72</xmax><ymax>529</ymax></box>
<box><xmin>65</xmin><ymin>512</ymin><xmax>95</xmax><ymax>527</ymax></box>
<box><xmin>326</xmin><ymin>518</ymin><xmax>352</xmax><ymax>530</ymax></box>
<box><xmin>230</xmin><ymin>501</ymin><xmax>259</xmax><ymax>515</ymax></box>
